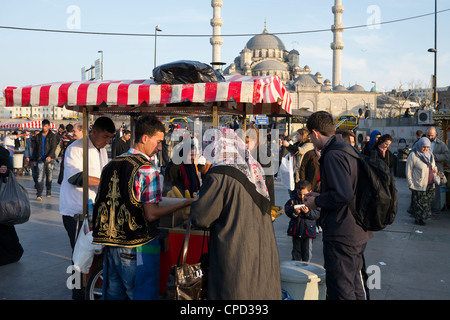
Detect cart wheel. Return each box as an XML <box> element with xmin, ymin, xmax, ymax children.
<box><xmin>85</xmin><ymin>263</ymin><xmax>103</xmax><ymax>300</ymax></box>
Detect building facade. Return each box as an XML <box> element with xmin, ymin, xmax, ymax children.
<box><xmin>223</xmin><ymin>29</ymin><xmax>376</xmax><ymax>118</ymax></box>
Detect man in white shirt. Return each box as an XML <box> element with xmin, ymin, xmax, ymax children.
<box><xmin>60</xmin><ymin>116</ymin><xmax>115</xmax><ymax>300</ymax></box>
<box><xmin>60</xmin><ymin>117</ymin><xmax>115</xmax><ymax>250</ymax></box>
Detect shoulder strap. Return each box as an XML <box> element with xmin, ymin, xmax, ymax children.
<box><xmin>208</xmin><ymin>165</ymin><xmax>271</xmax><ymax>216</ymax></box>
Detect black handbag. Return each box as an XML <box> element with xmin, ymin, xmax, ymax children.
<box><xmin>166</xmin><ymin>217</ymin><xmax>208</xmax><ymax>300</ymax></box>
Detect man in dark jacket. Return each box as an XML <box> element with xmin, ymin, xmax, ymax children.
<box><xmin>304</xmin><ymin>111</ymin><xmax>373</xmax><ymax>300</ymax></box>
<box><xmin>31</xmin><ymin>119</ymin><xmax>58</xmax><ymax>200</ymax></box>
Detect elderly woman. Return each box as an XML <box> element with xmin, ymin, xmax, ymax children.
<box><xmin>191</xmin><ymin>127</ymin><xmax>281</xmax><ymax>299</ymax></box>
<box><xmin>406</xmin><ymin>137</ymin><xmax>438</xmax><ymax>225</ymax></box>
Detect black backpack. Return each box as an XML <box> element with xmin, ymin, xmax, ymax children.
<box><xmin>326</xmin><ymin>142</ymin><xmax>398</xmax><ymax>231</ymax></box>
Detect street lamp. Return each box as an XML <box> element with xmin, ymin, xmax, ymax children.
<box><xmin>98</xmin><ymin>50</ymin><xmax>103</xmax><ymax>80</ymax></box>
<box><xmin>154</xmin><ymin>25</ymin><xmax>162</xmax><ymax>70</ymax></box>
<box><xmin>428</xmin><ymin>0</ymin><xmax>437</xmax><ymax>109</ymax></box>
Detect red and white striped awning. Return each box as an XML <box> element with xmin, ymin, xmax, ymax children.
<box><xmin>3</xmin><ymin>75</ymin><xmax>292</xmax><ymax>115</ymax></box>
<box><xmin>0</xmin><ymin>120</ymin><xmax>57</xmax><ymax>131</ymax></box>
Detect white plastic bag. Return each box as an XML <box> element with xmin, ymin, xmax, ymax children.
<box><xmin>72</xmin><ymin>219</ymin><xmax>103</xmax><ymax>274</ymax></box>
<box><xmin>279</xmin><ymin>153</ymin><xmax>295</xmax><ymax>191</ymax></box>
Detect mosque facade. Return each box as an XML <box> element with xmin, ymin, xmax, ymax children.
<box><xmin>222</xmin><ymin>27</ymin><xmax>377</xmax><ymax>118</ymax></box>
<box><xmin>212</xmin><ymin>0</ymin><xmax>377</xmax><ymax>119</ymax></box>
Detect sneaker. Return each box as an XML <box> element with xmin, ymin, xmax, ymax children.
<box><xmin>46</xmin><ymin>192</ymin><xmax>51</xmax><ymax>198</ymax></box>
<box><xmin>37</xmin><ymin>196</ymin><xmax>42</xmax><ymax>201</ymax></box>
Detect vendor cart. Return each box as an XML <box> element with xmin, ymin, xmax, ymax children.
<box><xmin>4</xmin><ymin>70</ymin><xmax>292</xmax><ymax>299</ymax></box>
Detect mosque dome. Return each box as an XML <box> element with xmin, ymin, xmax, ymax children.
<box><xmin>293</xmin><ymin>74</ymin><xmax>320</xmax><ymax>87</ymax></box>
<box><xmin>333</xmin><ymin>85</ymin><xmax>348</xmax><ymax>92</ymax></box>
<box><xmin>348</xmin><ymin>84</ymin><xmax>366</xmax><ymax>92</ymax></box>
<box><xmin>253</xmin><ymin>60</ymin><xmax>288</xmax><ymax>71</ymax></box>
<box><xmin>246</xmin><ymin>29</ymin><xmax>286</xmax><ymax>51</ymax></box>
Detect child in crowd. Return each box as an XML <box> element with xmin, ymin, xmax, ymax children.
<box><xmin>284</xmin><ymin>180</ymin><xmax>320</xmax><ymax>262</ymax></box>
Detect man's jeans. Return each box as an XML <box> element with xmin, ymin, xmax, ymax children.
<box><xmin>103</xmin><ymin>246</ymin><xmax>137</xmax><ymax>300</ymax></box>
<box><xmin>36</xmin><ymin>160</ymin><xmax>54</xmax><ymax>197</ymax></box>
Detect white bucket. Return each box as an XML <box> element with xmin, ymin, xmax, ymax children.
<box><xmin>12</xmin><ymin>154</ymin><xmax>23</xmax><ymax>169</ymax></box>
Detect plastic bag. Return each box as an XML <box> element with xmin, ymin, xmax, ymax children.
<box><xmin>0</xmin><ymin>171</ymin><xmax>30</xmax><ymax>225</ymax></box>
<box><xmin>153</xmin><ymin>60</ymin><xmax>225</xmax><ymax>84</ymax></box>
<box><xmin>72</xmin><ymin>219</ymin><xmax>103</xmax><ymax>274</ymax></box>
<box><xmin>279</xmin><ymin>153</ymin><xmax>295</xmax><ymax>191</ymax></box>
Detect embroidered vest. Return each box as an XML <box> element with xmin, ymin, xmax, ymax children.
<box><xmin>92</xmin><ymin>154</ymin><xmax>159</xmax><ymax>247</ymax></box>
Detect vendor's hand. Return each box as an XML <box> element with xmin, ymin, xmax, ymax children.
<box><xmin>183</xmin><ymin>198</ymin><xmax>197</xmax><ymax>207</ymax></box>
<box><xmin>45</xmin><ymin>156</ymin><xmax>52</xmax><ymax>162</ymax></box>
<box><xmin>0</xmin><ymin>165</ymin><xmax>7</xmax><ymax>174</ymax></box>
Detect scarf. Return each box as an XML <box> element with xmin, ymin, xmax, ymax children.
<box><xmin>414</xmin><ymin>137</ymin><xmax>433</xmax><ymax>166</ymax></box>
<box><xmin>368</xmin><ymin>130</ymin><xmax>381</xmax><ymax>149</ymax></box>
<box><xmin>203</xmin><ymin>127</ymin><xmax>270</xmax><ymax>202</ymax></box>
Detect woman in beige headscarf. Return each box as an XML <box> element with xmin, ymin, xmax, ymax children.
<box><xmin>191</xmin><ymin>127</ymin><xmax>281</xmax><ymax>300</ymax></box>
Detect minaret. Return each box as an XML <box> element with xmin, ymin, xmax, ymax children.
<box><xmin>331</xmin><ymin>0</ymin><xmax>344</xmax><ymax>87</ymax></box>
<box><xmin>210</xmin><ymin>0</ymin><xmax>224</xmax><ymax>65</ymax></box>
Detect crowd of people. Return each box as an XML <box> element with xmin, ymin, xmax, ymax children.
<box><xmin>277</xmin><ymin>117</ymin><xmax>449</xmax><ymax>299</ymax></box>
<box><xmin>1</xmin><ymin>112</ymin><xmax>450</xmax><ymax>301</ymax></box>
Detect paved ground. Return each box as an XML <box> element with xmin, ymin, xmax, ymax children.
<box><xmin>1</xmin><ymin>164</ymin><xmax>450</xmax><ymax>300</ymax></box>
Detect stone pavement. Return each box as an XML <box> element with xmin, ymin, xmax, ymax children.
<box><xmin>1</xmin><ymin>165</ymin><xmax>450</xmax><ymax>300</ymax></box>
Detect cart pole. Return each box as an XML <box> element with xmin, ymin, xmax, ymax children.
<box><xmin>213</xmin><ymin>105</ymin><xmax>219</xmax><ymax>127</ymax></box>
<box><xmin>82</xmin><ymin>107</ymin><xmax>89</xmax><ymax>221</ymax></box>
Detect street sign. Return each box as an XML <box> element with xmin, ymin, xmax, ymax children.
<box><xmin>255</xmin><ymin>115</ymin><xmax>269</xmax><ymax>125</ymax></box>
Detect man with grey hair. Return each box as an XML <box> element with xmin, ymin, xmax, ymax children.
<box><xmin>425</xmin><ymin>126</ymin><xmax>450</xmax><ymax>215</ymax></box>
<box><xmin>72</xmin><ymin>122</ymin><xmax>83</xmax><ymax>140</ymax></box>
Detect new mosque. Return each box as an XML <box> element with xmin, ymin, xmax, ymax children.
<box><xmin>211</xmin><ymin>0</ymin><xmax>377</xmax><ymax>118</ymax></box>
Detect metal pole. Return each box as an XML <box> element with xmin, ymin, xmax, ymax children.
<box><xmin>154</xmin><ymin>26</ymin><xmax>162</xmax><ymax>70</ymax></box>
<box><xmin>82</xmin><ymin>106</ymin><xmax>89</xmax><ymax>221</ymax></box>
<box><xmin>98</xmin><ymin>50</ymin><xmax>103</xmax><ymax>80</ymax></box>
<box><xmin>433</xmin><ymin>0</ymin><xmax>437</xmax><ymax>108</ymax></box>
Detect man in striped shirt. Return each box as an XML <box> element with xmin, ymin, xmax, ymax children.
<box><xmin>93</xmin><ymin>115</ymin><xmax>195</xmax><ymax>300</ymax></box>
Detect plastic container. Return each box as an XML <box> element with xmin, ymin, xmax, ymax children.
<box><xmin>12</xmin><ymin>153</ymin><xmax>23</xmax><ymax>169</ymax></box>
<box><xmin>280</xmin><ymin>261</ymin><xmax>326</xmax><ymax>300</ymax></box>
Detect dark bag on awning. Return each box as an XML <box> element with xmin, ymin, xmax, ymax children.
<box><xmin>153</xmin><ymin>60</ymin><xmax>225</xmax><ymax>84</ymax></box>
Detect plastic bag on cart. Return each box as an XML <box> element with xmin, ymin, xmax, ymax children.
<box><xmin>72</xmin><ymin>218</ymin><xmax>103</xmax><ymax>274</ymax></box>
<box><xmin>153</xmin><ymin>60</ymin><xmax>225</xmax><ymax>84</ymax></box>
<box><xmin>0</xmin><ymin>171</ymin><xmax>30</xmax><ymax>225</ymax></box>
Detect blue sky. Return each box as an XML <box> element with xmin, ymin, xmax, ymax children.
<box><xmin>1</xmin><ymin>0</ymin><xmax>449</xmax><ymax>94</ymax></box>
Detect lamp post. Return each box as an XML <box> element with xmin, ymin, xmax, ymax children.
<box><xmin>154</xmin><ymin>25</ymin><xmax>162</xmax><ymax>70</ymax></box>
<box><xmin>98</xmin><ymin>50</ymin><xmax>103</xmax><ymax>80</ymax></box>
<box><xmin>428</xmin><ymin>0</ymin><xmax>437</xmax><ymax>109</ymax></box>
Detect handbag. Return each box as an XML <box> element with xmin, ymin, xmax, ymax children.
<box><xmin>434</xmin><ymin>171</ymin><xmax>448</xmax><ymax>186</ymax></box>
<box><xmin>166</xmin><ymin>217</ymin><xmax>208</xmax><ymax>300</ymax></box>
<box><xmin>72</xmin><ymin>218</ymin><xmax>103</xmax><ymax>274</ymax></box>
<box><xmin>0</xmin><ymin>170</ymin><xmax>30</xmax><ymax>225</ymax></box>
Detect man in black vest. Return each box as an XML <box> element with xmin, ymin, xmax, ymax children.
<box><xmin>93</xmin><ymin>115</ymin><xmax>195</xmax><ymax>300</ymax></box>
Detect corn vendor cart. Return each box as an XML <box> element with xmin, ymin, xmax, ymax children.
<box><xmin>3</xmin><ymin>69</ymin><xmax>292</xmax><ymax>299</ymax></box>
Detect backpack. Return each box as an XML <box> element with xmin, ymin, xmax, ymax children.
<box><xmin>326</xmin><ymin>142</ymin><xmax>398</xmax><ymax>231</ymax></box>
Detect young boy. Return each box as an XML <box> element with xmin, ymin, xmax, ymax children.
<box><xmin>284</xmin><ymin>180</ymin><xmax>320</xmax><ymax>262</ymax></box>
